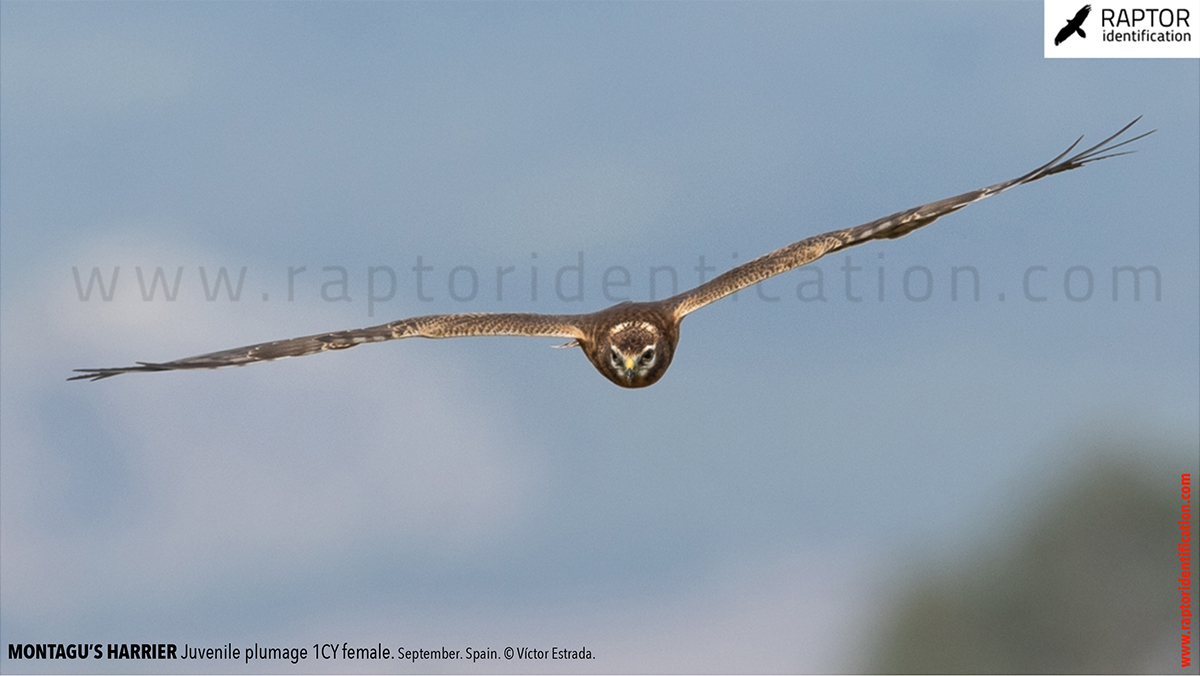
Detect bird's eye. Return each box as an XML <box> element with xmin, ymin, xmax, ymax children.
<box><xmin>640</xmin><ymin>349</ymin><xmax>655</xmax><ymax>365</ymax></box>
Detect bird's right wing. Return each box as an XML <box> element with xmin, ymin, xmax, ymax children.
<box><xmin>71</xmin><ymin>312</ymin><xmax>588</xmax><ymax>381</ymax></box>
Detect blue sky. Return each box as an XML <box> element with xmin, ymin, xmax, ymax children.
<box><xmin>2</xmin><ymin>2</ymin><xmax>1197</xmax><ymax>673</ymax></box>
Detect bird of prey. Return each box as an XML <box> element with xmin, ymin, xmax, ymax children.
<box><xmin>1055</xmin><ymin>4</ymin><xmax>1091</xmax><ymax>45</ymax></box>
<box><xmin>72</xmin><ymin>119</ymin><xmax>1150</xmax><ymax>388</ymax></box>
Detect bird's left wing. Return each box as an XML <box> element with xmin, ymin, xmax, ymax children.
<box><xmin>1055</xmin><ymin>23</ymin><xmax>1076</xmax><ymax>45</ymax></box>
<box><xmin>71</xmin><ymin>312</ymin><xmax>587</xmax><ymax>381</ymax></box>
<box><xmin>666</xmin><ymin>118</ymin><xmax>1151</xmax><ymax>319</ymax></box>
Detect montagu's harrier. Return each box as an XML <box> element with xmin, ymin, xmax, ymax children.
<box><xmin>73</xmin><ymin>119</ymin><xmax>1150</xmax><ymax>388</ymax></box>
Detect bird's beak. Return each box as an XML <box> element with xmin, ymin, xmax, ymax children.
<box><xmin>620</xmin><ymin>356</ymin><xmax>637</xmax><ymax>382</ymax></box>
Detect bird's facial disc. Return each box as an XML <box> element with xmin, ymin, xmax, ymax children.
<box><xmin>594</xmin><ymin>319</ymin><xmax>671</xmax><ymax>388</ymax></box>
<box><xmin>609</xmin><ymin>343</ymin><xmax>657</xmax><ymax>381</ymax></box>
<box><xmin>609</xmin><ymin>344</ymin><xmax>657</xmax><ymax>382</ymax></box>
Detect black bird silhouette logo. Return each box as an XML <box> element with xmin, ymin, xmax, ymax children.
<box><xmin>1055</xmin><ymin>4</ymin><xmax>1092</xmax><ymax>45</ymax></box>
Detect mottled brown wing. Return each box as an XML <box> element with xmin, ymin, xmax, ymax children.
<box><xmin>666</xmin><ymin>118</ymin><xmax>1152</xmax><ymax>319</ymax></box>
<box><xmin>70</xmin><ymin>313</ymin><xmax>588</xmax><ymax>381</ymax></box>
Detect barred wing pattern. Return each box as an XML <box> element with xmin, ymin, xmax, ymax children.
<box><xmin>666</xmin><ymin>118</ymin><xmax>1152</xmax><ymax>319</ymax></box>
<box><xmin>69</xmin><ymin>313</ymin><xmax>587</xmax><ymax>381</ymax></box>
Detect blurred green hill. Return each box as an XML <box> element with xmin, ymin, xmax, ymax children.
<box><xmin>870</xmin><ymin>445</ymin><xmax>1198</xmax><ymax>673</ymax></box>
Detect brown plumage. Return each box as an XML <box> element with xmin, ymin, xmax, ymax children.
<box><xmin>71</xmin><ymin>119</ymin><xmax>1151</xmax><ymax>388</ymax></box>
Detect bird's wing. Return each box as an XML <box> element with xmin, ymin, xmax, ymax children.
<box><xmin>666</xmin><ymin>118</ymin><xmax>1152</xmax><ymax>319</ymax></box>
<box><xmin>1074</xmin><ymin>4</ymin><xmax>1092</xmax><ymax>24</ymax></box>
<box><xmin>1055</xmin><ymin>23</ymin><xmax>1076</xmax><ymax>45</ymax></box>
<box><xmin>71</xmin><ymin>313</ymin><xmax>588</xmax><ymax>381</ymax></box>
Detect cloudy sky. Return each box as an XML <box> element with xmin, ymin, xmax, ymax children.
<box><xmin>2</xmin><ymin>2</ymin><xmax>1197</xmax><ymax>673</ymax></box>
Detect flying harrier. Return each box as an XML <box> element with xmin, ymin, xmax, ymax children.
<box><xmin>1055</xmin><ymin>4</ymin><xmax>1091</xmax><ymax>45</ymax></box>
<box><xmin>72</xmin><ymin>119</ymin><xmax>1150</xmax><ymax>388</ymax></box>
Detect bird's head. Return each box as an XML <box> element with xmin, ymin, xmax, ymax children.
<box><xmin>591</xmin><ymin>319</ymin><xmax>675</xmax><ymax>388</ymax></box>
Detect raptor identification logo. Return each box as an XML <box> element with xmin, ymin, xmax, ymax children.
<box><xmin>1045</xmin><ymin>0</ymin><xmax>1200</xmax><ymax>57</ymax></box>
